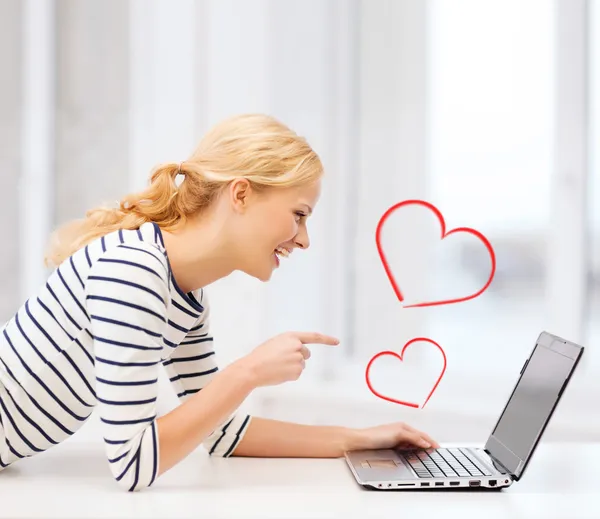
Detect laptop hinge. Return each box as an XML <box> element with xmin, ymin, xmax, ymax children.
<box><xmin>483</xmin><ymin>449</ymin><xmax>515</xmax><ymax>478</ymax></box>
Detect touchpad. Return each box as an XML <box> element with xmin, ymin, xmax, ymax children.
<box><xmin>356</xmin><ymin>456</ymin><xmax>416</xmax><ymax>480</ymax></box>
<box><xmin>364</xmin><ymin>459</ymin><xmax>398</xmax><ymax>469</ymax></box>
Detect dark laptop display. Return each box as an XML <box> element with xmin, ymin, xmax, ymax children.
<box><xmin>485</xmin><ymin>336</ymin><xmax>583</xmax><ymax>479</ymax></box>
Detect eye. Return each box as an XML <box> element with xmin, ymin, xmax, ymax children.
<box><xmin>294</xmin><ymin>211</ymin><xmax>307</xmax><ymax>222</ymax></box>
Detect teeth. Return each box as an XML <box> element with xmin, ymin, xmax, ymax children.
<box><xmin>275</xmin><ymin>247</ymin><xmax>290</xmax><ymax>258</ymax></box>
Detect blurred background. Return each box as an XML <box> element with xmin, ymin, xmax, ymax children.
<box><xmin>1</xmin><ymin>0</ymin><xmax>598</xmax><ymax>446</ymax></box>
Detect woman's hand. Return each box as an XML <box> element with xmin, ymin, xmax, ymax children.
<box><xmin>347</xmin><ymin>422</ymin><xmax>440</xmax><ymax>451</ymax></box>
<box><xmin>237</xmin><ymin>331</ymin><xmax>339</xmax><ymax>388</ymax></box>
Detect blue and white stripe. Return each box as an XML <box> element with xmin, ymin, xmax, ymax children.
<box><xmin>0</xmin><ymin>221</ymin><xmax>252</xmax><ymax>490</ymax></box>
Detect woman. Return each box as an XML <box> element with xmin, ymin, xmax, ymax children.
<box><xmin>0</xmin><ymin>113</ymin><xmax>438</xmax><ymax>491</ymax></box>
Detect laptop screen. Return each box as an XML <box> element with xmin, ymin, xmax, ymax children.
<box><xmin>484</xmin><ymin>333</ymin><xmax>583</xmax><ymax>479</ymax></box>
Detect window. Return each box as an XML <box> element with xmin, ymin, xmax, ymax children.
<box><xmin>338</xmin><ymin>0</ymin><xmax>596</xmax><ymax>426</ymax></box>
<box><xmin>350</xmin><ymin>0</ymin><xmax>556</xmax><ymax>393</ymax></box>
<box><xmin>425</xmin><ymin>0</ymin><xmax>555</xmax><ymax>383</ymax></box>
<box><xmin>587</xmin><ymin>0</ymin><xmax>600</xmax><ymax>372</ymax></box>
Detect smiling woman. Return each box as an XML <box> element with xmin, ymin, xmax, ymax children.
<box><xmin>0</xmin><ymin>113</ymin><xmax>437</xmax><ymax>492</ymax></box>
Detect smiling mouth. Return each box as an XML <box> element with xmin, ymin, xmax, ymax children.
<box><xmin>273</xmin><ymin>246</ymin><xmax>291</xmax><ymax>267</ymax></box>
<box><xmin>274</xmin><ymin>246</ymin><xmax>291</xmax><ymax>258</ymax></box>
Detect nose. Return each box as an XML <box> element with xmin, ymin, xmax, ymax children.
<box><xmin>294</xmin><ymin>226</ymin><xmax>310</xmax><ymax>250</ymax></box>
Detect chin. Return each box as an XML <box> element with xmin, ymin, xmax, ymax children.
<box><xmin>238</xmin><ymin>252</ymin><xmax>280</xmax><ymax>282</ymax></box>
<box><xmin>240</xmin><ymin>264</ymin><xmax>274</xmax><ymax>282</ymax></box>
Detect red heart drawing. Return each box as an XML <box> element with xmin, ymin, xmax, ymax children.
<box><xmin>375</xmin><ymin>199</ymin><xmax>496</xmax><ymax>308</ymax></box>
<box><xmin>365</xmin><ymin>337</ymin><xmax>447</xmax><ymax>409</ymax></box>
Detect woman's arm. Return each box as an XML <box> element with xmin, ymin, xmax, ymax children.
<box><xmin>231</xmin><ymin>417</ymin><xmax>358</xmax><ymax>458</ymax></box>
<box><xmin>231</xmin><ymin>417</ymin><xmax>438</xmax><ymax>458</ymax></box>
<box><xmin>160</xmin><ymin>295</ymin><xmax>253</xmax><ymax>459</ymax></box>
<box><xmin>156</xmin><ymin>361</ymin><xmax>255</xmax><ymax>474</ymax></box>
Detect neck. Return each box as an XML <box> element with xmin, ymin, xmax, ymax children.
<box><xmin>160</xmin><ymin>215</ymin><xmax>237</xmax><ymax>293</ymax></box>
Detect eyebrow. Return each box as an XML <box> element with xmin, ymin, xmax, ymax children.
<box><xmin>302</xmin><ymin>204</ymin><xmax>313</xmax><ymax>215</ymax></box>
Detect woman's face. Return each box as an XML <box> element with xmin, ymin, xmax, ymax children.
<box><xmin>229</xmin><ymin>178</ymin><xmax>321</xmax><ymax>281</ymax></box>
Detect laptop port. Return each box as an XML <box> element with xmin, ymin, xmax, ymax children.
<box><xmin>435</xmin><ymin>482</ymin><xmax>444</xmax><ymax>487</ymax></box>
<box><xmin>489</xmin><ymin>480</ymin><xmax>497</xmax><ymax>487</ymax></box>
<box><xmin>421</xmin><ymin>482</ymin><xmax>430</xmax><ymax>487</ymax></box>
<box><xmin>469</xmin><ymin>480</ymin><xmax>481</xmax><ymax>487</ymax></box>
<box><xmin>449</xmin><ymin>481</ymin><xmax>460</xmax><ymax>486</ymax></box>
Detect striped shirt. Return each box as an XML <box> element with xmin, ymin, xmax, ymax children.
<box><xmin>0</xmin><ymin>221</ymin><xmax>252</xmax><ymax>491</ymax></box>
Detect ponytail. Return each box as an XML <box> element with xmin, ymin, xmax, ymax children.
<box><xmin>44</xmin><ymin>113</ymin><xmax>324</xmax><ymax>268</ymax></box>
<box><xmin>44</xmin><ymin>162</ymin><xmax>204</xmax><ymax>267</ymax></box>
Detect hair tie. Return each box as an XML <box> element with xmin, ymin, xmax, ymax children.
<box><xmin>173</xmin><ymin>162</ymin><xmax>185</xmax><ymax>189</ymax></box>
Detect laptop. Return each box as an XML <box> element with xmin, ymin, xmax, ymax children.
<box><xmin>345</xmin><ymin>331</ymin><xmax>584</xmax><ymax>490</ymax></box>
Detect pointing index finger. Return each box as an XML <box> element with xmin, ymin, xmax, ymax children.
<box><xmin>293</xmin><ymin>332</ymin><xmax>340</xmax><ymax>345</ymax></box>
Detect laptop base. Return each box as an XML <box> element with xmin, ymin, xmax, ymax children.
<box><xmin>345</xmin><ymin>447</ymin><xmax>514</xmax><ymax>491</ymax></box>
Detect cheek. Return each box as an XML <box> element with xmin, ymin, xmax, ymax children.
<box><xmin>275</xmin><ymin>215</ymin><xmax>298</xmax><ymax>243</ymax></box>
<box><xmin>256</xmin><ymin>204</ymin><xmax>297</xmax><ymax>243</ymax></box>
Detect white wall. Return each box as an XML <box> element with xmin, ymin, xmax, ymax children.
<box><xmin>125</xmin><ymin>0</ymin><xmax>361</xmax><ymax>412</ymax></box>
<box><xmin>0</xmin><ymin>0</ymin><xmax>22</xmax><ymax>322</ymax></box>
<box><xmin>352</xmin><ymin>0</ymin><xmax>429</xmax><ymax>362</ymax></box>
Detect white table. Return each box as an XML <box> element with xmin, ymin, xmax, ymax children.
<box><xmin>1</xmin><ymin>441</ymin><xmax>598</xmax><ymax>519</ymax></box>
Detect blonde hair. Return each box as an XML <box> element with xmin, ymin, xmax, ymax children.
<box><xmin>44</xmin><ymin>113</ymin><xmax>323</xmax><ymax>268</ymax></box>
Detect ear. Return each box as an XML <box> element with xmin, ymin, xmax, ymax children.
<box><xmin>228</xmin><ymin>178</ymin><xmax>253</xmax><ymax>213</ymax></box>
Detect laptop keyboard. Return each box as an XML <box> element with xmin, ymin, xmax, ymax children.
<box><xmin>403</xmin><ymin>448</ymin><xmax>493</xmax><ymax>478</ymax></box>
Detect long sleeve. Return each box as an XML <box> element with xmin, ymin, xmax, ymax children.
<box><xmin>85</xmin><ymin>242</ymin><xmax>170</xmax><ymax>492</ymax></box>
<box><xmin>162</xmin><ymin>293</ymin><xmax>252</xmax><ymax>457</ymax></box>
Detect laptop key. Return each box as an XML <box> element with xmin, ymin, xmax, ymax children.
<box><xmin>418</xmin><ymin>450</ymin><xmax>455</xmax><ymax>477</ymax></box>
<box><xmin>439</xmin><ymin>451</ymin><xmax>465</xmax><ymax>469</ymax></box>
<box><xmin>459</xmin><ymin>450</ymin><xmax>492</xmax><ymax>477</ymax></box>
<box><xmin>450</xmin><ymin>466</ymin><xmax>470</xmax><ymax>477</ymax></box>
<box><xmin>441</xmin><ymin>467</ymin><xmax>458</xmax><ymax>478</ymax></box>
<box><xmin>464</xmin><ymin>463</ymin><xmax>484</xmax><ymax>476</ymax></box>
<box><xmin>452</xmin><ymin>453</ymin><xmax>478</xmax><ymax>467</ymax></box>
<box><xmin>416</xmin><ymin>471</ymin><xmax>433</xmax><ymax>478</ymax></box>
<box><xmin>439</xmin><ymin>449</ymin><xmax>477</xmax><ymax>478</ymax></box>
<box><xmin>460</xmin><ymin>451</ymin><xmax>492</xmax><ymax>476</ymax></box>
<box><xmin>447</xmin><ymin>459</ymin><xmax>464</xmax><ymax>470</ymax></box>
<box><xmin>405</xmin><ymin>457</ymin><xmax>433</xmax><ymax>476</ymax></box>
<box><xmin>424</xmin><ymin>464</ymin><xmax>444</xmax><ymax>476</ymax></box>
<box><xmin>427</xmin><ymin>454</ymin><xmax>456</xmax><ymax>474</ymax></box>
<box><xmin>411</xmin><ymin>467</ymin><xmax>433</xmax><ymax>478</ymax></box>
<box><xmin>425</xmin><ymin>462</ymin><xmax>444</xmax><ymax>472</ymax></box>
<box><xmin>413</xmin><ymin>465</ymin><xmax>431</xmax><ymax>474</ymax></box>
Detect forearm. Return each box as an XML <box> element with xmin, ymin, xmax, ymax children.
<box><xmin>156</xmin><ymin>360</ymin><xmax>255</xmax><ymax>475</ymax></box>
<box><xmin>231</xmin><ymin>417</ymin><xmax>362</xmax><ymax>458</ymax></box>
